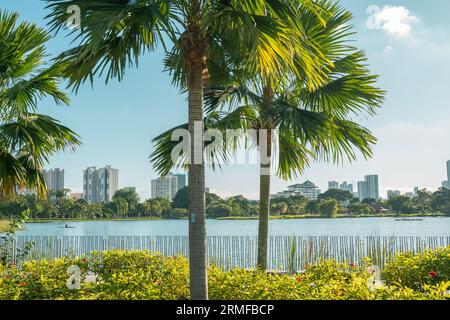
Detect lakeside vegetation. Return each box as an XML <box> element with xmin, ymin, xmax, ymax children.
<box><xmin>1</xmin><ymin>247</ymin><xmax>449</xmax><ymax>300</ymax></box>
<box><xmin>0</xmin><ymin>221</ymin><xmax>10</xmax><ymax>233</ymax></box>
<box><xmin>2</xmin><ymin>187</ymin><xmax>449</xmax><ymax>222</ymax></box>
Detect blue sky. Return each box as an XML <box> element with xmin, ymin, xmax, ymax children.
<box><xmin>2</xmin><ymin>0</ymin><xmax>450</xmax><ymax>199</ymax></box>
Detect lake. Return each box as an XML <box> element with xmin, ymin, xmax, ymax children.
<box><xmin>16</xmin><ymin>217</ymin><xmax>450</xmax><ymax>237</ymax></box>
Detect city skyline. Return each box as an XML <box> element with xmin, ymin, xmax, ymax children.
<box><xmin>43</xmin><ymin>160</ymin><xmax>449</xmax><ymax>200</ymax></box>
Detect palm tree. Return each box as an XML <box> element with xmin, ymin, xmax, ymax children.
<box><xmin>45</xmin><ymin>0</ymin><xmax>327</xmax><ymax>299</ymax></box>
<box><xmin>0</xmin><ymin>11</ymin><xmax>80</xmax><ymax>200</ymax></box>
<box><xmin>151</xmin><ymin>1</ymin><xmax>385</xmax><ymax>270</ymax></box>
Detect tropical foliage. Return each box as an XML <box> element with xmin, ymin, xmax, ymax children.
<box><xmin>151</xmin><ymin>1</ymin><xmax>385</xmax><ymax>270</ymax></box>
<box><xmin>44</xmin><ymin>0</ymin><xmax>329</xmax><ymax>299</ymax></box>
<box><xmin>1</xmin><ymin>248</ymin><xmax>449</xmax><ymax>300</ymax></box>
<box><xmin>0</xmin><ymin>11</ymin><xmax>80</xmax><ymax>199</ymax></box>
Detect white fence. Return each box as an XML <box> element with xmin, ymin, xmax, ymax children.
<box><xmin>2</xmin><ymin>235</ymin><xmax>450</xmax><ymax>270</ymax></box>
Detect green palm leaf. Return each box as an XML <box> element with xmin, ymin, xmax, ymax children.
<box><xmin>0</xmin><ymin>10</ymin><xmax>81</xmax><ymax>198</ymax></box>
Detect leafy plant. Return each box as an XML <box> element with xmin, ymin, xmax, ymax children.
<box><xmin>1</xmin><ymin>248</ymin><xmax>449</xmax><ymax>300</ymax></box>
<box><xmin>0</xmin><ymin>210</ymin><xmax>34</xmax><ymax>266</ymax></box>
<box><xmin>382</xmin><ymin>247</ymin><xmax>450</xmax><ymax>291</ymax></box>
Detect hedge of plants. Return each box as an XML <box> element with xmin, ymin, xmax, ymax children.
<box><xmin>1</xmin><ymin>247</ymin><xmax>449</xmax><ymax>300</ymax></box>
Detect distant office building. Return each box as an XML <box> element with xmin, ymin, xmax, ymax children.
<box><xmin>175</xmin><ymin>174</ymin><xmax>187</xmax><ymax>190</ymax></box>
<box><xmin>443</xmin><ymin>181</ymin><xmax>449</xmax><ymax>190</ymax></box>
<box><xmin>358</xmin><ymin>175</ymin><xmax>379</xmax><ymax>201</ymax></box>
<box><xmin>365</xmin><ymin>175</ymin><xmax>379</xmax><ymax>200</ymax></box>
<box><xmin>151</xmin><ymin>173</ymin><xmax>187</xmax><ymax>201</ymax></box>
<box><xmin>83</xmin><ymin>166</ymin><xmax>119</xmax><ymax>204</ymax></box>
<box><xmin>43</xmin><ymin>168</ymin><xmax>64</xmax><ymax>191</ymax></box>
<box><xmin>286</xmin><ymin>181</ymin><xmax>321</xmax><ymax>200</ymax></box>
<box><xmin>122</xmin><ymin>187</ymin><xmax>136</xmax><ymax>193</ymax></box>
<box><xmin>357</xmin><ymin>181</ymin><xmax>369</xmax><ymax>201</ymax></box>
<box><xmin>447</xmin><ymin>160</ymin><xmax>450</xmax><ymax>188</ymax></box>
<box><xmin>340</xmin><ymin>181</ymin><xmax>353</xmax><ymax>193</ymax></box>
<box><xmin>328</xmin><ymin>181</ymin><xmax>353</xmax><ymax>193</ymax></box>
<box><xmin>387</xmin><ymin>190</ymin><xmax>401</xmax><ymax>199</ymax></box>
<box><xmin>328</xmin><ymin>181</ymin><xmax>339</xmax><ymax>190</ymax></box>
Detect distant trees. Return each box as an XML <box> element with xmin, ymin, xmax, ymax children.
<box><xmin>318</xmin><ymin>189</ymin><xmax>353</xmax><ymax>204</ymax></box>
<box><xmin>387</xmin><ymin>195</ymin><xmax>412</xmax><ymax>214</ymax></box>
<box><xmin>318</xmin><ymin>200</ymin><xmax>339</xmax><ymax>218</ymax></box>
<box><xmin>347</xmin><ymin>202</ymin><xmax>373</xmax><ymax>215</ymax></box>
<box><xmin>172</xmin><ymin>187</ymin><xmax>189</xmax><ymax>209</ymax></box>
<box><xmin>430</xmin><ymin>188</ymin><xmax>450</xmax><ymax>215</ymax></box>
<box><xmin>112</xmin><ymin>189</ymin><xmax>139</xmax><ymax>213</ymax></box>
<box><xmin>1</xmin><ymin>188</ymin><xmax>449</xmax><ymax>220</ymax></box>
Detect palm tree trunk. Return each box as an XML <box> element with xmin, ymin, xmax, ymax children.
<box><xmin>188</xmin><ymin>59</ymin><xmax>208</xmax><ymax>300</ymax></box>
<box><xmin>257</xmin><ymin>160</ymin><xmax>271</xmax><ymax>270</ymax></box>
<box><xmin>257</xmin><ymin>87</ymin><xmax>274</xmax><ymax>270</ymax></box>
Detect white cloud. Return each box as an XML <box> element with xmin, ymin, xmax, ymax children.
<box><xmin>383</xmin><ymin>45</ymin><xmax>393</xmax><ymax>54</ymax></box>
<box><xmin>375</xmin><ymin>6</ymin><xmax>418</xmax><ymax>37</ymax></box>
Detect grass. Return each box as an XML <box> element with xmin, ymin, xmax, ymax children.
<box><xmin>17</xmin><ymin>212</ymin><xmax>448</xmax><ymax>223</ymax></box>
<box><xmin>0</xmin><ymin>220</ymin><xmax>11</xmax><ymax>232</ymax></box>
<box><xmin>217</xmin><ymin>213</ymin><xmax>447</xmax><ymax>220</ymax></box>
<box><xmin>27</xmin><ymin>216</ymin><xmax>188</xmax><ymax>223</ymax></box>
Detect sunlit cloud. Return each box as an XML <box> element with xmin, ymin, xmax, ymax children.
<box><xmin>374</xmin><ymin>6</ymin><xmax>418</xmax><ymax>37</ymax></box>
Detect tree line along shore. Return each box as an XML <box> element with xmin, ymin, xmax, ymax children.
<box><xmin>1</xmin><ymin>187</ymin><xmax>449</xmax><ymax>223</ymax></box>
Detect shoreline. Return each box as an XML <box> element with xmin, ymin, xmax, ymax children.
<box><xmin>22</xmin><ymin>213</ymin><xmax>447</xmax><ymax>223</ymax></box>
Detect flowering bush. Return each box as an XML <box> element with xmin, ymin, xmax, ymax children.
<box><xmin>381</xmin><ymin>246</ymin><xmax>450</xmax><ymax>290</ymax></box>
<box><xmin>0</xmin><ymin>248</ymin><xmax>449</xmax><ymax>300</ymax></box>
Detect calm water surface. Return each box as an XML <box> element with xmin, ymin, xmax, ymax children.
<box><xmin>16</xmin><ymin>217</ymin><xmax>450</xmax><ymax>237</ymax></box>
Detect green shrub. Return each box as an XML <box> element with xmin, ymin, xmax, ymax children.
<box><xmin>318</xmin><ymin>200</ymin><xmax>339</xmax><ymax>218</ymax></box>
<box><xmin>88</xmin><ymin>250</ymin><xmax>189</xmax><ymax>300</ymax></box>
<box><xmin>1</xmin><ymin>248</ymin><xmax>449</xmax><ymax>300</ymax></box>
<box><xmin>382</xmin><ymin>247</ymin><xmax>450</xmax><ymax>290</ymax></box>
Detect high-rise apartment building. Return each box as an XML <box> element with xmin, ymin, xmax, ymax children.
<box><xmin>340</xmin><ymin>181</ymin><xmax>353</xmax><ymax>193</ymax></box>
<box><xmin>358</xmin><ymin>175</ymin><xmax>379</xmax><ymax>201</ymax></box>
<box><xmin>447</xmin><ymin>160</ymin><xmax>450</xmax><ymax>188</ymax></box>
<box><xmin>328</xmin><ymin>181</ymin><xmax>353</xmax><ymax>193</ymax></box>
<box><xmin>365</xmin><ymin>175</ymin><xmax>379</xmax><ymax>200</ymax></box>
<box><xmin>328</xmin><ymin>181</ymin><xmax>339</xmax><ymax>190</ymax></box>
<box><xmin>43</xmin><ymin>168</ymin><xmax>64</xmax><ymax>191</ymax></box>
<box><xmin>83</xmin><ymin>166</ymin><xmax>119</xmax><ymax>204</ymax></box>
<box><xmin>151</xmin><ymin>173</ymin><xmax>187</xmax><ymax>201</ymax></box>
<box><xmin>357</xmin><ymin>181</ymin><xmax>368</xmax><ymax>201</ymax></box>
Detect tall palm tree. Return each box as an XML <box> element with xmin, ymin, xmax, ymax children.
<box><xmin>0</xmin><ymin>11</ymin><xmax>80</xmax><ymax>200</ymax></box>
<box><xmin>45</xmin><ymin>0</ymin><xmax>327</xmax><ymax>299</ymax></box>
<box><xmin>151</xmin><ymin>1</ymin><xmax>385</xmax><ymax>270</ymax></box>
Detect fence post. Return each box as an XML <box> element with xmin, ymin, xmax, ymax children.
<box><xmin>57</xmin><ymin>238</ymin><xmax>62</xmax><ymax>258</ymax></box>
<box><xmin>11</xmin><ymin>238</ymin><xmax>17</xmax><ymax>266</ymax></box>
<box><xmin>103</xmin><ymin>238</ymin><xmax>108</xmax><ymax>251</ymax></box>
